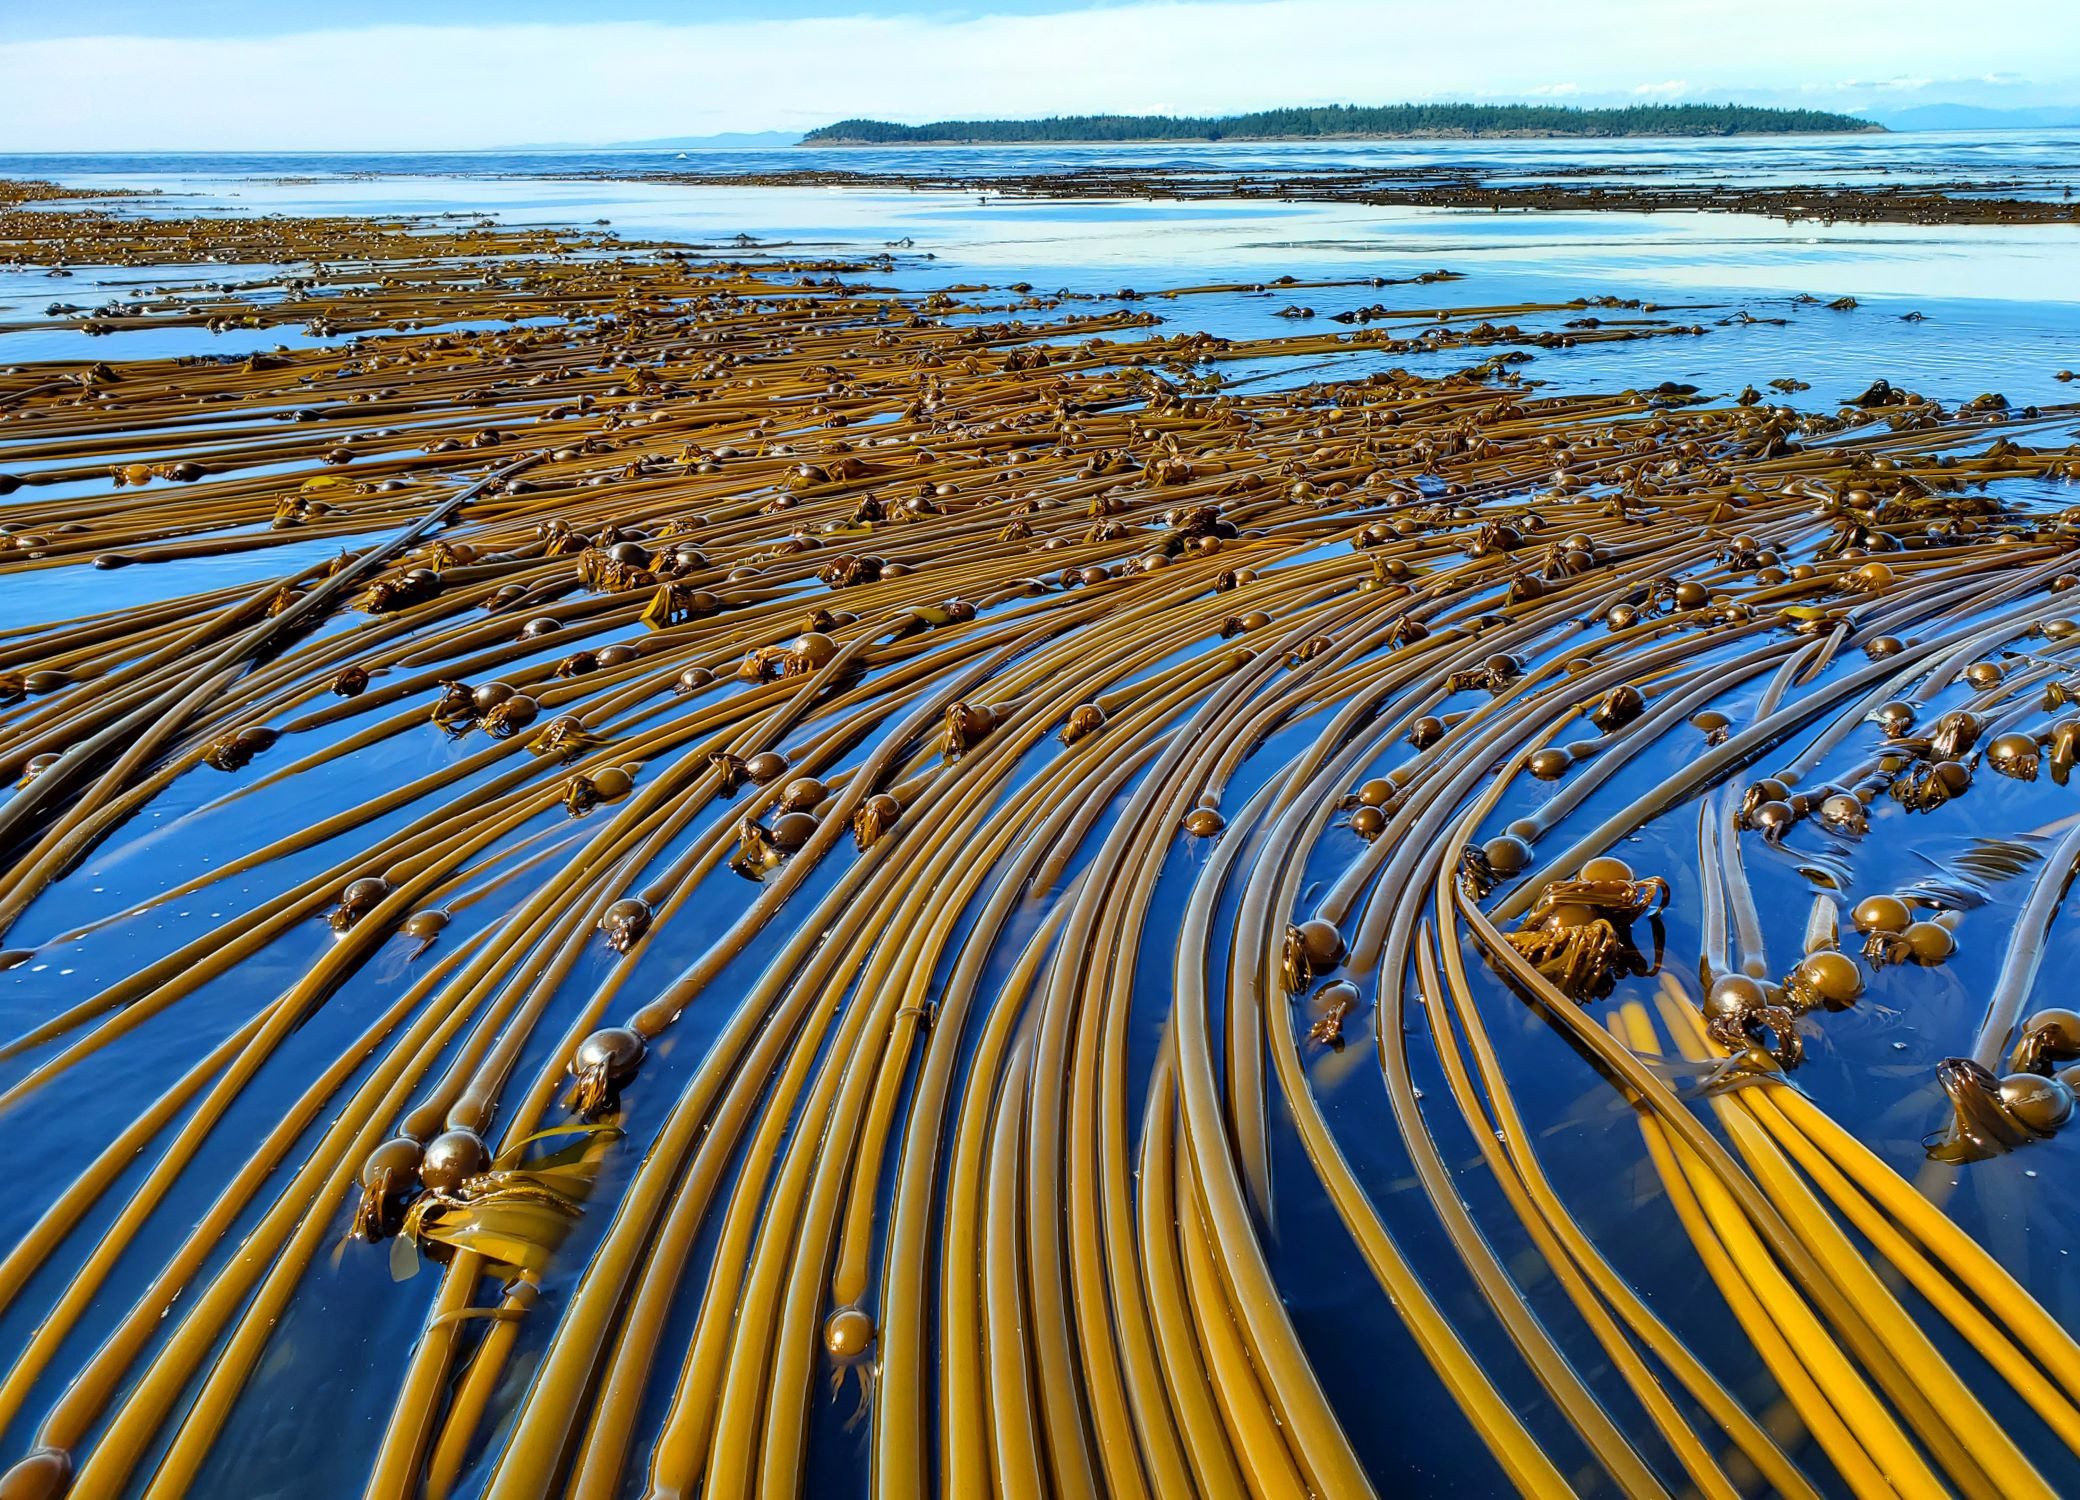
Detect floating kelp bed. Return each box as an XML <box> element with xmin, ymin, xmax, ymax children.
<box><xmin>4</xmin><ymin>184</ymin><xmax>2080</xmax><ymax>1500</ymax></box>
<box><xmin>567</xmin><ymin>162</ymin><xmax>2080</xmax><ymax>228</ymax></box>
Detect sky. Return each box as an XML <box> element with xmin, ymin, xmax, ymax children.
<box><xmin>0</xmin><ymin>0</ymin><xmax>2075</xmax><ymax>151</ymax></box>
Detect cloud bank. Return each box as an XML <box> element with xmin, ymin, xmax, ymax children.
<box><xmin>1</xmin><ymin>0</ymin><xmax>2074</xmax><ymax>150</ymax></box>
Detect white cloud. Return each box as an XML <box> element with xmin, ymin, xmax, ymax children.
<box><xmin>0</xmin><ymin>0</ymin><xmax>2073</xmax><ymax>149</ymax></box>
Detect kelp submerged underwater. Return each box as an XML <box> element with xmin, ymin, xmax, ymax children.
<box><xmin>4</xmin><ymin>178</ymin><xmax>2080</xmax><ymax>1499</ymax></box>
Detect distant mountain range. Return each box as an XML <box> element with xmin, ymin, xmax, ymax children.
<box><xmin>1870</xmin><ymin>104</ymin><xmax>2080</xmax><ymax>131</ymax></box>
<box><xmin>489</xmin><ymin>131</ymin><xmax>800</xmax><ymax>150</ymax></box>
<box><xmin>598</xmin><ymin>131</ymin><xmax>801</xmax><ymax>149</ymax></box>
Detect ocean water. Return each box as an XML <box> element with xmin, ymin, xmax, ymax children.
<box><xmin>7</xmin><ymin>126</ymin><xmax>2080</xmax><ymax>189</ymax></box>
<box><xmin>3</xmin><ymin>137</ymin><xmax>2080</xmax><ymax>1499</ymax></box>
<box><xmin>7</xmin><ymin>141</ymin><xmax>2077</xmax><ymax>647</ymax></box>
<box><xmin>5</xmin><ymin>134</ymin><xmax>2080</xmax><ymax>409</ymax></box>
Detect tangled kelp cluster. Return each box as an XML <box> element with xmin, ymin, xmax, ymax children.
<box><xmin>5</xmin><ymin>190</ymin><xmax>2080</xmax><ymax>1500</ymax></box>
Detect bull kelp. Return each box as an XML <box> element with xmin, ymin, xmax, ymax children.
<box><xmin>4</xmin><ymin>177</ymin><xmax>2080</xmax><ymax>1499</ymax></box>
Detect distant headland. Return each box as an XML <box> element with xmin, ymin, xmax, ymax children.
<box><xmin>801</xmin><ymin>102</ymin><xmax>1882</xmax><ymax>145</ymax></box>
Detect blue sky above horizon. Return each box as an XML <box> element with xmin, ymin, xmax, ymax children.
<box><xmin>0</xmin><ymin>1</ymin><xmax>1111</xmax><ymax>40</ymax></box>
<box><xmin>1</xmin><ymin>0</ymin><xmax>2075</xmax><ymax>150</ymax></box>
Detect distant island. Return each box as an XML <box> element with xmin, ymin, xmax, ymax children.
<box><xmin>803</xmin><ymin>102</ymin><xmax>1882</xmax><ymax>145</ymax></box>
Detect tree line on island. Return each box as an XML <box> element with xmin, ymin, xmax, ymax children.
<box><xmin>802</xmin><ymin>102</ymin><xmax>1881</xmax><ymax>144</ymax></box>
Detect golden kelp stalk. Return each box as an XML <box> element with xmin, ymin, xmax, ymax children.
<box><xmin>2</xmin><ymin>181</ymin><xmax>2080</xmax><ymax>1498</ymax></box>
